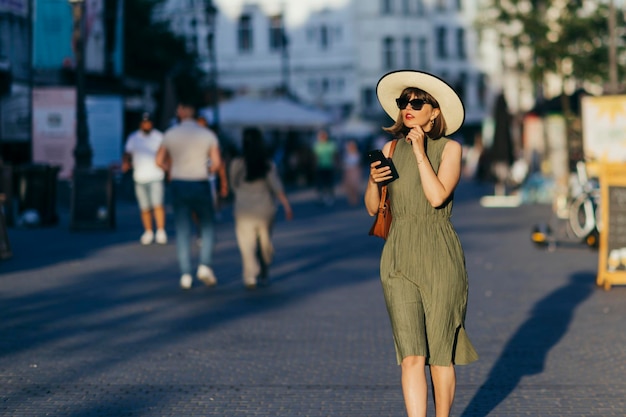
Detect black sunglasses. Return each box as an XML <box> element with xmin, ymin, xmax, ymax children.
<box><xmin>395</xmin><ymin>98</ymin><xmax>430</xmax><ymax>111</ymax></box>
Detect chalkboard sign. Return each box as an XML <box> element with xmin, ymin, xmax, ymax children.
<box><xmin>597</xmin><ymin>163</ymin><xmax>626</xmax><ymax>290</ymax></box>
<box><xmin>70</xmin><ymin>168</ymin><xmax>116</xmax><ymax>231</ymax></box>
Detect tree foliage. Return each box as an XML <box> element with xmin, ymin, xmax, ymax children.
<box><xmin>477</xmin><ymin>0</ymin><xmax>625</xmax><ymax>98</ymax></box>
<box><xmin>123</xmin><ymin>0</ymin><xmax>198</xmax><ymax>83</ymax></box>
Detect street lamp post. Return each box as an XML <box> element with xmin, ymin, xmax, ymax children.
<box><xmin>68</xmin><ymin>0</ymin><xmax>115</xmax><ymax>231</ymax></box>
<box><xmin>281</xmin><ymin>27</ymin><xmax>290</xmax><ymax>97</ymax></box>
<box><xmin>69</xmin><ymin>0</ymin><xmax>92</xmax><ymax>169</ymax></box>
<box><xmin>204</xmin><ymin>0</ymin><xmax>219</xmax><ymax>133</ymax></box>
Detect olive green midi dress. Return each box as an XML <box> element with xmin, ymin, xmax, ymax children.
<box><xmin>380</xmin><ymin>137</ymin><xmax>478</xmax><ymax>366</ymax></box>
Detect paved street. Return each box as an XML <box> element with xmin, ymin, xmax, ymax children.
<box><xmin>1</xmin><ymin>180</ymin><xmax>625</xmax><ymax>417</ymax></box>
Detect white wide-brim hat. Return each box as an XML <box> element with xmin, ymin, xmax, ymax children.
<box><xmin>376</xmin><ymin>70</ymin><xmax>465</xmax><ymax>136</ymax></box>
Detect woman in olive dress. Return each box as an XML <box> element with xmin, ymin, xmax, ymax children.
<box><xmin>365</xmin><ymin>70</ymin><xmax>478</xmax><ymax>417</ymax></box>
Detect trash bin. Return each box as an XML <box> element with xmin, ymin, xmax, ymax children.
<box><xmin>70</xmin><ymin>167</ymin><xmax>116</xmax><ymax>230</ymax></box>
<box><xmin>16</xmin><ymin>164</ymin><xmax>60</xmax><ymax>227</ymax></box>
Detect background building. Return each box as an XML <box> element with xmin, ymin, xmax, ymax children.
<box><xmin>0</xmin><ymin>0</ymin><xmax>31</xmax><ymax>162</ymax></box>
<box><xmin>155</xmin><ymin>0</ymin><xmax>499</xmax><ymax>145</ymax></box>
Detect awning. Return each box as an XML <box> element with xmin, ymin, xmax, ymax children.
<box><xmin>201</xmin><ymin>96</ymin><xmax>332</xmax><ymax>129</ymax></box>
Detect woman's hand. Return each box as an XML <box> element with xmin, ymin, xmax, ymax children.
<box><xmin>369</xmin><ymin>160</ymin><xmax>393</xmax><ymax>185</ymax></box>
<box><xmin>406</xmin><ymin>127</ymin><xmax>427</xmax><ymax>160</ymax></box>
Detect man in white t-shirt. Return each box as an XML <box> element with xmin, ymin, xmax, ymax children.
<box><xmin>156</xmin><ymin>101</ymin><xmax>223</xmax><ymax>290</ymax></box>
<box><xmin>122</xmin><ymin>113</ymin><xmax>167</xmax><ymax>245</ymax></box>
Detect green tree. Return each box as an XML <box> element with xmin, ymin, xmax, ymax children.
<box><xmin>477</xmin><ymin>0</ymin><xmax>625</xmax><ymax>105</ymax></box>
<box><xmin>123</xmin><ymin>0</ymin><xmax>204</xmax><ymax>127</ymax></box>
<box><xmin>124</xmin><ymin>0</ymin><xmax>199</xmax><ymax>84</ymax></box>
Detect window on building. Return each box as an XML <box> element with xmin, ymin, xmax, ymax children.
<box><xmin>455</xmin><ymin>72</ymin><xmax>467</xmax><ymax>102</ymax></box>
<box><xmin>322</xmin><ymin>78</ymin><xmax>329</xmax><ymax>93</ymax></box>
<box><xmin>320</xmin><ymin>25</ymin><xmax>329</xmax><ymax>49</ymax></box>
<box><xmin>402</xmin><ymin>0</ymin><xmax>411</xmax><ymax>14</ymax></box>
<box><xmin>416</xmin><ymin>0</ymin><xmax>425</xmax><ymax>15</ymax></box>
<box><xmin>436</xmin><ymin>0</ymin><xmax>446</xmax><ymax>11</ymax></box>
<box><xmin>238</xmin><ymin>14</ymin><xmax>253</xmax><ymax>52</ymax></box>
<box><xmin>477</xmin><ymin>73</ymin><xmax>487</xmax><ymax>107</ymax></box>
<box><xmin>381</xmin><ymin>0</ymin><xmax>393</xmax><ymax>14</ymax></box>
<box><xmin>455</xmin><ymin>0</ymin><xmax>463</xmax><ymax>11</ymax></box>
<box><xmin>403</xmin><ymin>37</ymin><xmax>412</xmax><ymax>68</ymax></box>
<box><xmin>417</xmin><ymin>37</ymin><xmax>428</xmax><ymax>69</ymax></box>
<box><xmin>362</xmin><ymin>87</ymin><xmax>376</xmax><ymax>110</ymax></box>
<box><xmin>435</xmin><ymin>27</ymin><xmax>447</xmax><ymax>59</ymax></box>
<box><xmin>383</xmin><ymin>37</ymin><xmax>396</xmax><ymax>69</ymax></box>
<box><xmin>456</xmin><ymin>27</ymin><xmax>466</xmax><ymax>59</ymax></box>
<box><xmin>269</xmin><ymin>15</ymin><xmax>285</xmax><ymax>52</ymax></box>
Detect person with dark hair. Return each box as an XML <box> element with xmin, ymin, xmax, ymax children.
<box><xmin>156</xmin><ymin>101</ymin><xmax>223</xmax><ymax>290</ymax></box>
<box><xmin>229</xmin><ymin>127</ymin><xmax>293</xmax><ymax>290</ymax></box>
<box><xmin>365</xmin><ymin>71</ymin><xmax>478</xmax><ymax>417</ymax></box>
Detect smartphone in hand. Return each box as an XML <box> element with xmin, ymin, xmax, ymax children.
<box><xmin>367</xmin><ymin>149</ymin><xmax>399</xmax><ymax>186</ymax></box>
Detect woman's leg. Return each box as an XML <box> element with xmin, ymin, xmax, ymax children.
<box><xmin>430</xmin><ymin>364</ymin><xmax>456</xmax><ymax>417</ymax></box>
<box><xmin>401</xmin><ymin>355</ymin><xmax>428</xmax><ymax>417</ymax></box>
<box><xmin>235</xmin><ymin>216</ymin><xmax>260</xmax><ymax>286</ymax></box>
<box><xmin>257</xmin><ymin>220</ymin><xmax>274</xmax><ymax>267</ymax></box>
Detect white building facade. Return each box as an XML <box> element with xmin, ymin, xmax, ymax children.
<box><xmin>156</xmin><ymin>0</ymin><xmax>503</xmax><ymax>142</ymax></box>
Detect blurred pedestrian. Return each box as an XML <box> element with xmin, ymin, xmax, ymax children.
<box><xmin>122</xmin><ymin>113</ymin><xmax>167</xmax><ymax>245</ymax></box>
<box><xmin>197</xmin><ymin>115</ymin><xmax>229</xmax><ymax>215</ymax></box>
<box><xmin>313</xmin><ymin>129</ymin><xmax>338</xmax><ymax>206</ymax></box>
<box><xmin>365</xmin><ymin>70</ymin><xmax>478</xmax><ymax>417</ymax></box>
<box><xmin>341</xmin><ymin>139</ymin><xmax>363</xmax><ymax>206</ymax></box>
<box><xmin>229</xmin><ymin>127</ymin><xmax>293</xmax><ymax>290</ymax></box>
<box><xmin>156</xmin><ymin>101</ymin><xmax>223</xmax><ymax>290</ymax></box>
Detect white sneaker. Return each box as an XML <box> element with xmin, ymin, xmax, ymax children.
<box><xmin>155</xmin><ymin>229</ymin><xmax>168</xmax><ymax>244</ymax></box>
<box><xmin>197</xmin><ymin>265</ymin><xmax>217</xmax><ymax>287</ymax></box>
<box><xmin>140</xmin><ymin>230</ymin><xmax>154</xmax><ymax>245</ymax></box>
<box><xmin>180</xmin><ymin>273</ymin><xmax>193</xmax><ymax>290</ymax></box>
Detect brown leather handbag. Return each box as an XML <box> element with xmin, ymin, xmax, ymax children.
<box><xmin>368</xmin><ymin>140</ymin><xmax>398</xmax><ymax>240</ymax></box>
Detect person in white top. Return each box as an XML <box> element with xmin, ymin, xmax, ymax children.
<box><xmin>122</xmin><ymin>113</ymin><xmax>167</xmax><ymax>245</ymax></box>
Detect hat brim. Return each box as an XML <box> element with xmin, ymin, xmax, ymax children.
<box><xmin>376</xmin><ymin>70</ymin><xmax>465</xmax><ymax>136</ymax></box>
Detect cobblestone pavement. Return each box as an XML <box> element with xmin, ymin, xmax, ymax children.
<box><xmin>1</xmin><ymin>180</ymin><xmax>625</xmax><ymax>417</ymax></box>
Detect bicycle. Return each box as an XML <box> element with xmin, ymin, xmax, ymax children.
<box><xmin>566</xmin><ymin>161</ymin><xmax>600</xmax><ymax>248</ymax></box>
<box><xmin>531</xmin><ymin>160</ymin><xmax>600</xmax><ymax>250</ymax></box>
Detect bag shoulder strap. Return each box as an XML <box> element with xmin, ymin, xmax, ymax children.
<box><xmin>388</xmin><ymin>139</ymin><xmax>398</xmax><ymax>158</ymax></box>
<box><xmin>378</xmin><ymin>139</ymin><xmax>398</xmax><ymax>209</ymax></box>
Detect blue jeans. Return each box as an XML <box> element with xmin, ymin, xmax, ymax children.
<box><xmin>170</xmin><ymin>180</ymin><xmax>215</xmax><ymax>275</ymax></box>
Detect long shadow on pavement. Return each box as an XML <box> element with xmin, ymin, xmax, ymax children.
<box><xmin>0</xmin><ymin>179</ymin><xmax>498</xmax><ymax>416</ymax></box>
<box><xmin>460</xmin><ymin>271</ymin><xmax>595</xmax><ymax>417</ymax></box>
<box><xmin>0</xmin><ymin>193</ymin><xmax>387</xmax><ymax>415</ymax></box>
